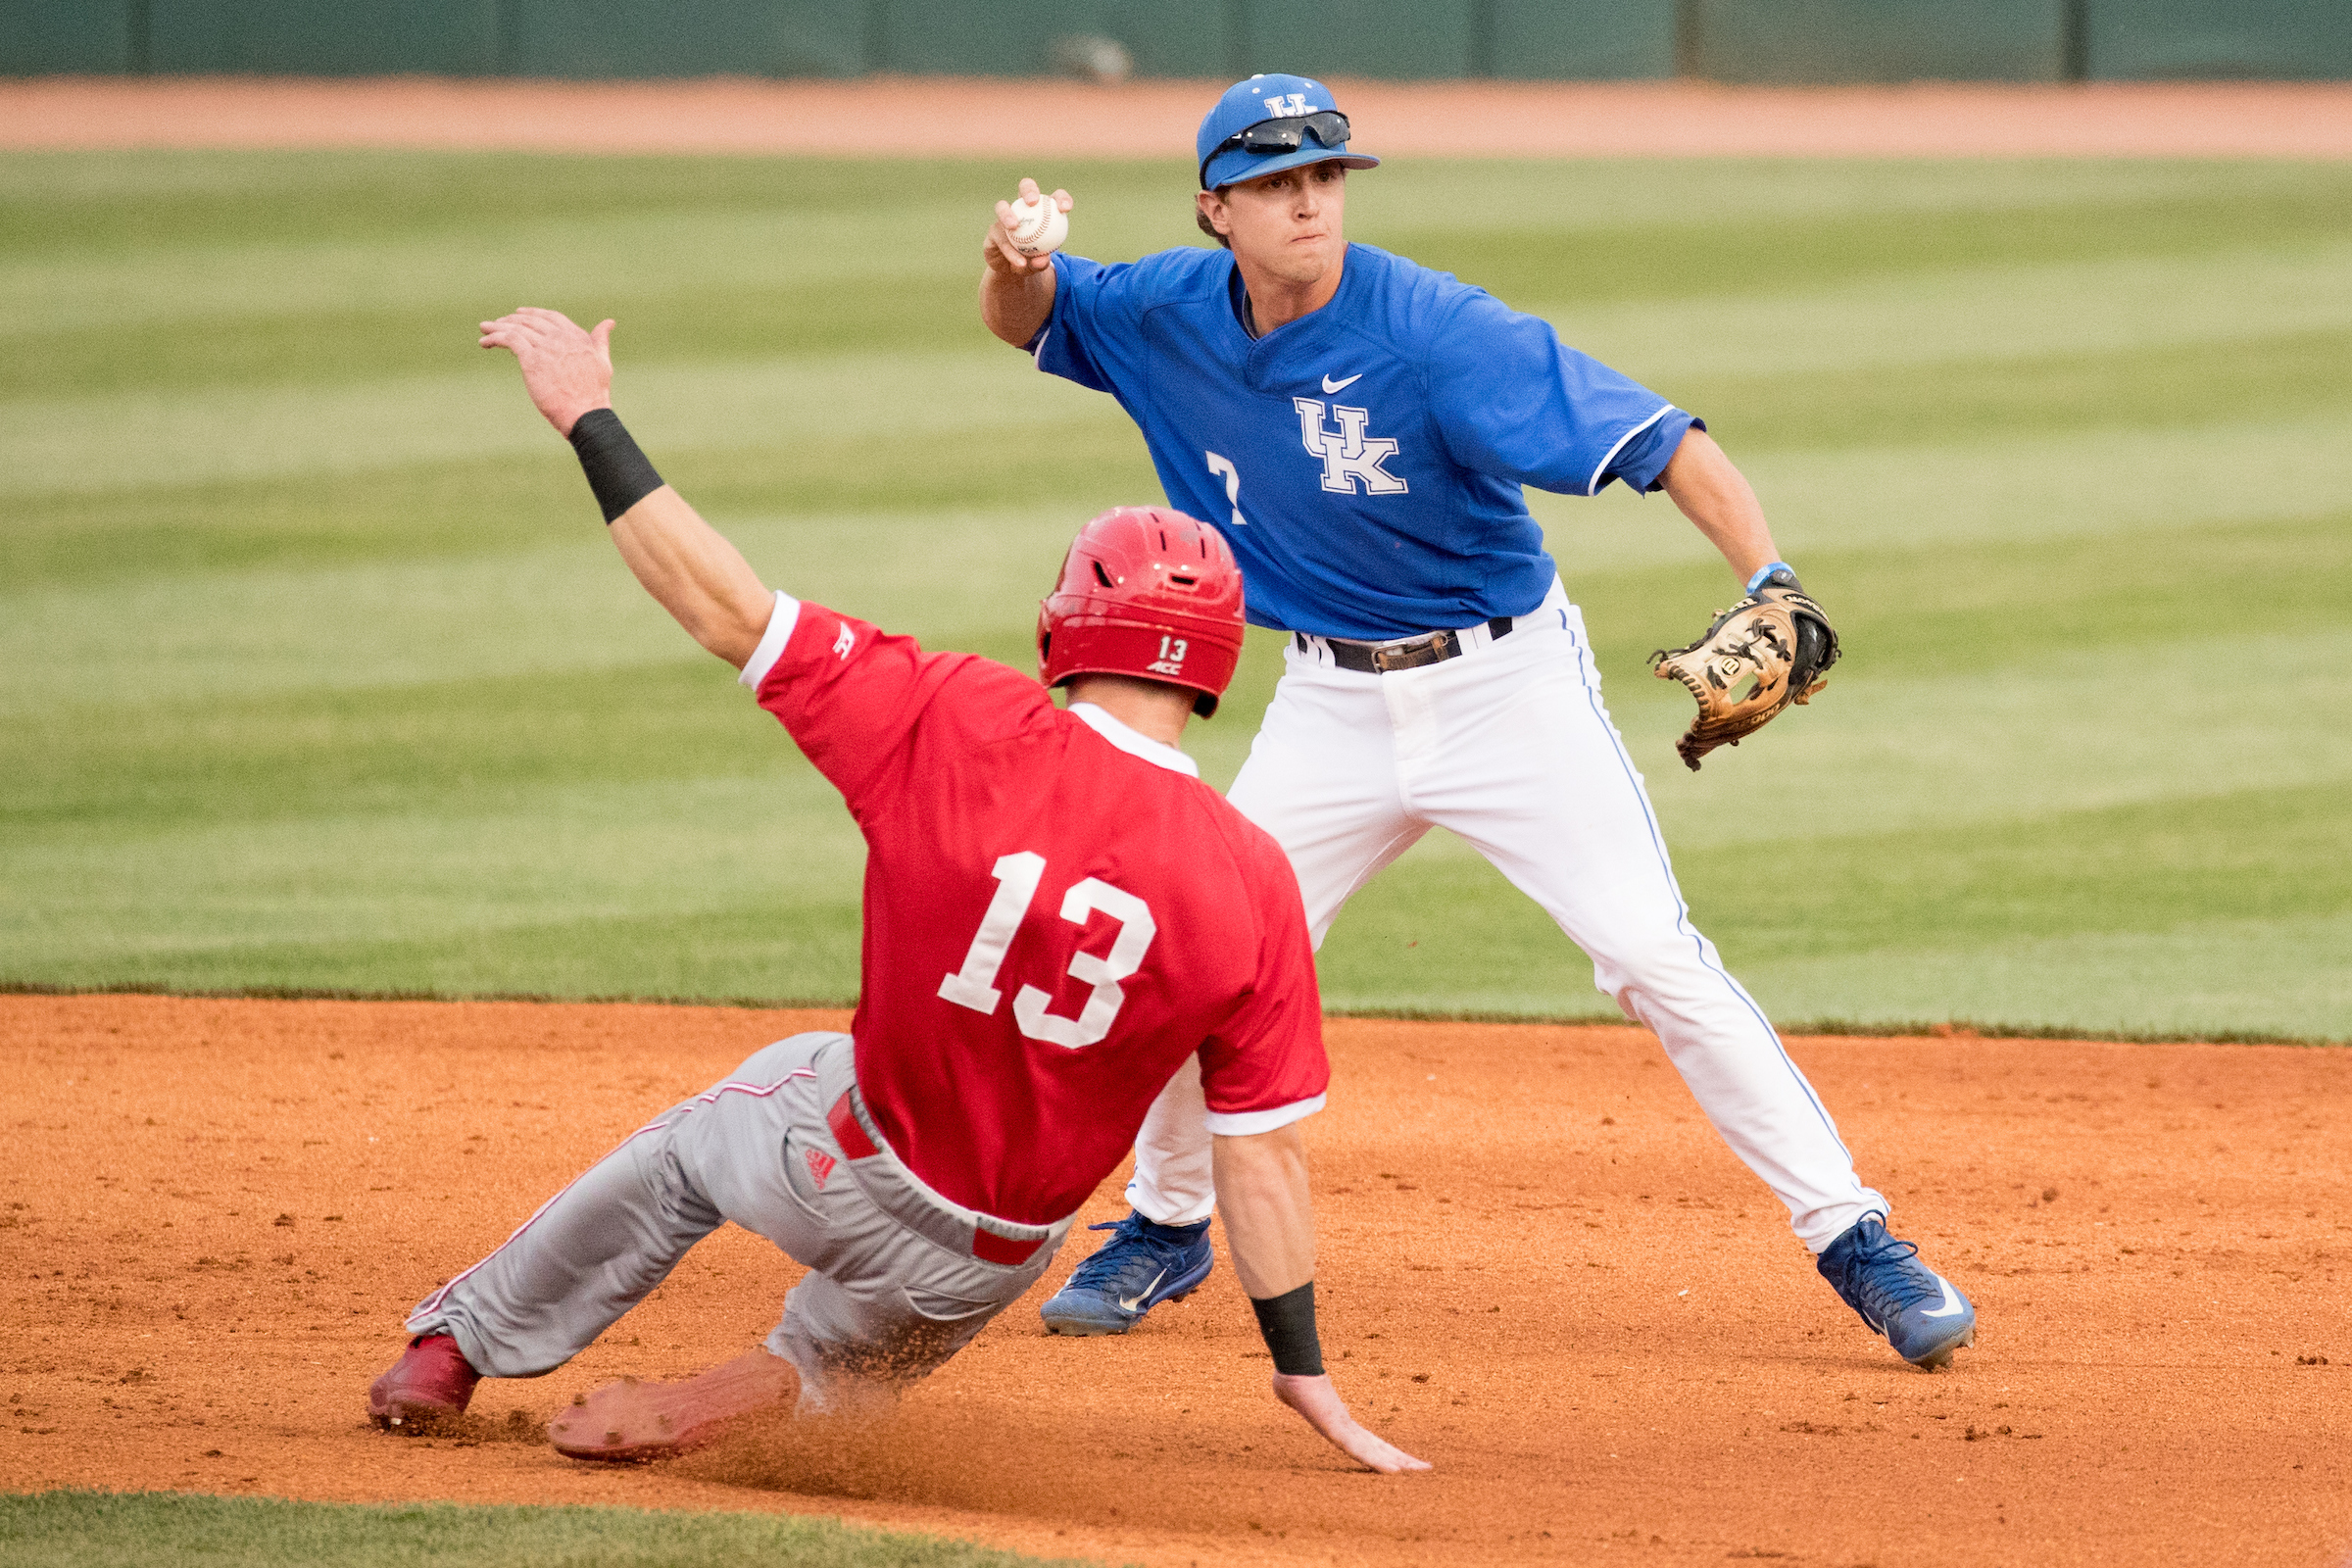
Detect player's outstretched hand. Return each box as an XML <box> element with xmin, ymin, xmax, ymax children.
<box><xmin>1271</xmin><ymin>1372</ymin><xmax>1432</xmax><ymax>1474</ymax></box>
<box><xmin>985</xmin><ymin>176</ymin><xmax>1072</xmax><ymax>275</ymax></box>
<box><xmin>478</xmin><ymin>306</ymin><xmax>614</xmax><ymax>438</ymax></box>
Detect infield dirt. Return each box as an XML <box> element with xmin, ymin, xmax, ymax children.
<box><xmin>3</xmin><ymin>992</ymin><xmax>2347</xmax><ymax>1566</ymax></box>
<box><xmin>4</xmin><ymin>76</ymin><xmax>2350</xmax><ymax>159</ymax></box>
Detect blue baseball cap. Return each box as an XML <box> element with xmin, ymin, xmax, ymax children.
<box><xmin>1197</xmin><ymin>74</ymin><xmax>1380</xmax><ymax>191</ymax></box>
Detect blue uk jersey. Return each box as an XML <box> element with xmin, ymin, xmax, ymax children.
<box><xmin>1035</xmin><ymin>242</ymin><xmax>1695</xmax><ymax>641</ymax></box>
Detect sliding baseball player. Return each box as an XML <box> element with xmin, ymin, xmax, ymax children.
<box><xmin>365</xmin><ymin>305</ymin><xmax>1426</xmax><ymax>1471</ymax></box>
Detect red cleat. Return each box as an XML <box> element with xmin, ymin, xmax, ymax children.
<box><xmin>548</xmin><ymin>1348</ymin><xmax>800</xmax><ymax>1462</ymax></box>
<box><xmin>368</xmin><ymin>1333</ymin><xmax>481</xmax><ymax>1432</ymax></box>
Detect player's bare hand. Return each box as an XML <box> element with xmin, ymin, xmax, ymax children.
<box><xmin>1271</xmin><ymin>1372</ymin><xmax>1431</xmax><ymax>1474</ymax></box>
<box><xmin>984</xmin><ymin>176</ymin><xmax>1072</xmax><ymax>275</ymax></box>
<box><xmin>478</xmin><ymin>306</ymin><xmax>614</xmax><ymax>438</ymax></box>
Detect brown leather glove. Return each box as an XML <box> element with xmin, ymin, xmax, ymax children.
<box><xmin>1648</xmin><ymin>577</ymin><xmax>1839</xmax><ymax>772</ymax></box>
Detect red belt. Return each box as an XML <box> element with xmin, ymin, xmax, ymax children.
<box><xmin>825</xmin><ymin>1092</ymin><xmax>1044</xmax><ymax>1267</ymax></box>
<box><xmin>825</xmin><ymin>1089</ymin><xmax>880</xmax><ymax>1159</ymax></box>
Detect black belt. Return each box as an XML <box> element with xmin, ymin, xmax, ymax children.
<box><xmin>1297</xmin><ymin>616</ymin><xmax>1513</xmax><ymax>674</ymax></box>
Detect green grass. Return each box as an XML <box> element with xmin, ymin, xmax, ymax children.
<box><xmin>3</xmin><ymin>151</ymin><xmax>2347</xmax><ymax>1039</ymax></box>
<box><xmin>0</xmin><ymin>1491</ymin><xmax>1099</xmax><ymax>1567</ymax></box>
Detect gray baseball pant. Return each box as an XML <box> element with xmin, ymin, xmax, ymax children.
<box><xmin>406</xmin><ymin>1031</ymin><xmax>1072</xmax><ymax>1405</ymax></box>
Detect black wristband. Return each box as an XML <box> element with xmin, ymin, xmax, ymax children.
<box><xmin>567</xmin><ymin>408</ymin><xmax>663</xmax><ymax>524</ymax></box>
<box><xmin>1249</xmin><ymin>1282</ymin><xmax>1324</xmax><ymax>1377</ymax></box>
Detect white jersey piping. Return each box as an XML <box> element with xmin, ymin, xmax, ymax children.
<box><xmin>1583</xmin><ymin>403</ymin><xmax>1675</xmax><ymax>497</ymax></box>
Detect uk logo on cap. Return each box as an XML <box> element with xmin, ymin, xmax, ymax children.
<box><xmin>1197</xmin><ymin>73</ymin><xmax>1381</xmax><ymax>190</ymax></box>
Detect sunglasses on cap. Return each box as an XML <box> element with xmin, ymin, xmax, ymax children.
<box><xmin>1200</xmin><ymin>112</ymin><xmax>1352</xmax><ymax>187</ymax></box>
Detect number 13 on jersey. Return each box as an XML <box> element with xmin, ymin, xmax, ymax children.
<box><xmin>938</xmin><ymin>853</ymin><xmax>1156</xmax><ymax>1049</ymax></box>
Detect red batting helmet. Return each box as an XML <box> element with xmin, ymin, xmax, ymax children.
<box><xmin>1037</xmin><ymin>507</ymin><xmax>1246</xmax><ymax>717</ymax></box>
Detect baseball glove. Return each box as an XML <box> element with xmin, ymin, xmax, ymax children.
<box><xmin>1648</xmin><ymin>576</ymin><xmax>1839</xmax><ymax>772</ymax></box>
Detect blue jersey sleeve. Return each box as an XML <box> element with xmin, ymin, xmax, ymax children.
<box><xmin>1425</xmin><ymin>288</ymin><xmax>1691</xmax><ymax>497</ymax></box>
<box><xmin>1033</xmin><ymin>252</ymin><xmax>1144</xmax><ymax>396</ymax></box>
<box><xmin>1603</xmin><ymin>409</ymin><xmax>1702</xmax><ymax>495</ymax></box>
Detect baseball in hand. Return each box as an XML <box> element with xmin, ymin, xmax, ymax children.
<box><xmin>1006</xmin><ymin>193</ymin><xmax>1069</xmax><ymax>258</ymax></box>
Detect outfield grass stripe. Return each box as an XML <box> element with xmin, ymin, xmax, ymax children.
<box><xmin>1636</xmin><ymin>626</ymin><xmax>2352</xmax><ymax>850</ymax></box>
<box><xmin>1739</xmin><ymin>413</ymin><xmax>2352</xmax><ymax>553</ymax></box>
<box><xmin>6</xmin><ymin>150</ymin><xmax>2329</xmax><ymax>239</ymax></box>
<box><xmin>1534</xmin><ymin>241</ymin><xmax>2352</xmax><ymax>383</ymax></box>
<box><xmin>5</xmin><ymin>350</ymin><xmax>1106</xmax><ymax>499</ymax></box>
<box><xmin>1737</xmin><ymin>912</ymin><xmax>2352</xmax><ymax>1042</ymax></box>
<box><xmin>1316</xmin><ymin>782</ymin><xmax>2352</xmax><ymax>1038</ymax></box>
<box><xmin>23</xmin><ymin>221</ymin><xmax>2347</xmax><ymax>394</ymax></box>
<box><xmin>12</xmin><ymin>409</ymin><xmax>2341</xmax><ymax>703</ymax></box>
<box><xmin>1710</xmin><ymin>780</ymin><xmax>2352</xmax><ymax>955</ymax></box>
<box><xmin>0</xmin><ymin>536</ymin><xmax>682</xmax><ymax>714</ymax></box>
<box><xmin>11</xmin><ymin>158</ymin><xmax>2338</xmax><ymax>336</ymax></box>
<box><xmin>0</xmin><ymin>169</ymin><xmax>1204</xmax><ymax>339</ymax></box>
<box><xmin>1316</xmin><ymin>910</ymin><xmax>2352</xmax><ymax>1042</ymax></box>
<box><xmin>0</xmin><ymin>905</ymin><xmax>873</xmax><ymax>1000</ymax></box>
<box><xmin>16</xmin><ymin>161</ymin><xmax>2348</xmax><ymax>403</ymax></box>
<box><xmin>1531</xmin><ymin>411</ymin><xmax>2352</xmax><ymax>573</ymax></box>
<box><xmin>0</xmin><ymin>772</ymin><xmax>865</xmax><ymax>951</ymax></box>
<box><xmin>1373</xmin><ymin>157</ymin><xmax>2352</xmax><ymax>238</ymax></box>
<box><xmin>1668</xmin><ymin>326</ymin><xmax>2352</xmax><ymax>453</ymax></box>
<box><xmin>0</xmin><ymin>202</ymin><xmax>990</xmax><ymax>338</ymax></box>
<box><xmin>18</xmin><ymin>624</ymin><xmax>2328</xmax><ymax>980</ymax></box>
<box><xmin>2</xmin><ymin>425</ymin><xmax>1164</xmax><ymax>590</ymax></box>
<box><xmin>0</xmin><ymin>505</ymin><xmax>1087</xmax><ymax>713</ymax></box>
<box><xmin>0</xmin><ymin>150</ymin><xmax>1088</xmax><ymax>251</ymax></box>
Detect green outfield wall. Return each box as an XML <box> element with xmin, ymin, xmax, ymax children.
<box><xmin>3</xmin><ymin>0</ymin><xmax>2346</xmax><ymax>81</ymax></box>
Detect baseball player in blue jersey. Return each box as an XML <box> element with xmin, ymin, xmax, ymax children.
<box><xmin>977</xmin><ymin>75</ymin><xmax>1977</xmax><ymax>1370</ymax></box>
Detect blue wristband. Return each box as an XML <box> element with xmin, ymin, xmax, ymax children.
<box><xmin>1746</xmin><ymin>561</ymin><xmax>1798</xmax><ymax>595</ymax></box>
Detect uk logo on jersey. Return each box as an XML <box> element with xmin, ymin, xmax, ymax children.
<box><xmin>1294</xmin><ymin>397</ymin><xmax>1406</xmax><ymax>495</ymax></box>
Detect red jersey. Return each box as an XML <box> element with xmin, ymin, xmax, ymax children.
<box><xmin>744</xmin><ymin>593</ymin><xmax>1328</xmax><ymax>1225</ymax></box>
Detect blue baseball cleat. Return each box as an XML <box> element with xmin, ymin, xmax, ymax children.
<box><xmin>1039</xmin><ymin>1211</ymin><xmax>1214</xmax><ymax>1336</ymax></box>
<box><xmin>1816</xmin><ymin>1214</ymin><xmax>1978</xmax><ymax>1370</ymax></box>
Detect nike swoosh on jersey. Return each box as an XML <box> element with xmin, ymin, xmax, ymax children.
<box><xmin>1920</xmin><ymin>1276</ymin><xmax>1967</xmax><ymax>1318</ymax></box>
<box><xmin>1321</xmin><ymin>372</ymin><xmax>1364</xmax><ymax>394</ymax></box>
<box><xmin>1119</xmin><ymin>1268</ymin><xmax>1169</xmax><ymax>1313</ymax></box>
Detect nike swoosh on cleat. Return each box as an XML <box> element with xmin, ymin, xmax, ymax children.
<box><xmin>1321</xmin><ymin>372</ymin><xmax>1363</xmax><ymax>394</ymax></box>
<box><xmin>1119</xmin><ymin>1268</ymin><xmax>1168</xmax><ymax>1313</ymax></box>
<box><xmin>1920</xmin><ymin>1276</ymin><xmax>1967</xmax><ymax>1318</ymax></box>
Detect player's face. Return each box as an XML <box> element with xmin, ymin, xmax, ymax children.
<box><xmin>1201</xmin><ymin>162</ymin><xmax>1348</xmax><ymax>286</ymax></box>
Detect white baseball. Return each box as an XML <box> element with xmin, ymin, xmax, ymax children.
<box><xmin>1006</xmin><ymin>193</ymin><xmax>1068</xmax><ymax>258</ymax></box>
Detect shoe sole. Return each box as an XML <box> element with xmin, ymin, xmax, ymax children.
<box><xmin>549</xmin><ymin>1352</ymin><xmax>798</xmax><ymax>1463</ymax></box>
<box><xmin>1902</xmin><ymin>1323</ymin><xmax>1978</xmax><ymax>1371</ymax></box>
<box><xmin>1040</xmin><ymin>1279</ymin><xmax>1205</xmax><ymax>1337</ymax></box>
<box><xmin>550</xmin><ymin>1401</ymin><xmax>773</xmax><ymax>1462</ymax></box>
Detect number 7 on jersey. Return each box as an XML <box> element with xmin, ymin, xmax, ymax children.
<box><xmin>938</xmin><ymin>852</ymin><xmax>1157</xmax><ymax>1049</ymax></box>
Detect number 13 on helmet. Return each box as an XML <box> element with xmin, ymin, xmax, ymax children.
<box><xmin>1037</xmin><ymin>507</ymin><xmax>1248</xmax><ymax>717</ymax></box>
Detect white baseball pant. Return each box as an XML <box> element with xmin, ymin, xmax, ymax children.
<box><xmin>1126</xmin><ymin>578</ymin><xmax>1886</xmax><ymax>1253</ymax></box>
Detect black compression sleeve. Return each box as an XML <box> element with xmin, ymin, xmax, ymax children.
<box><xmin>567</xmin><ymin>408</ymin><xmax>664</xmax><ymax>523</ymax></box>
<box><xmin>1250</xmin><ymin>1282</ymin><xmax>1325</xmax><ymax>1376</ymax></box>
